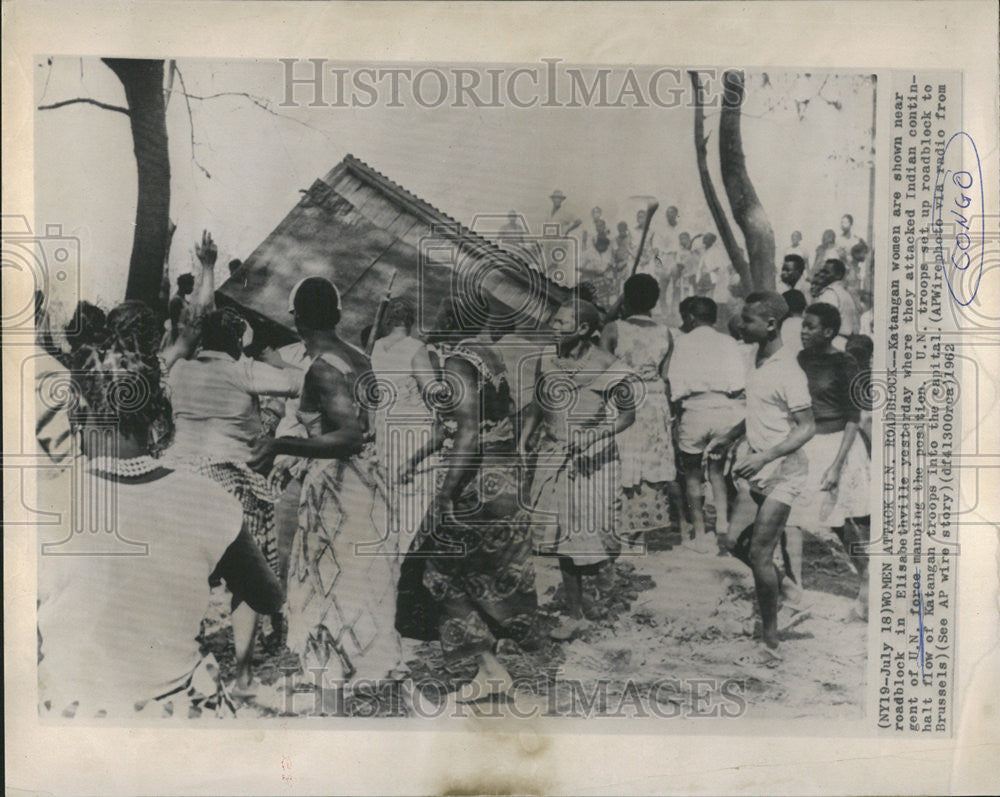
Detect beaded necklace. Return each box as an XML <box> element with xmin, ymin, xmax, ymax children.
<box><xmin>87</xmin><ymin>454</ymin><xmax>166</xmax><ymax>480</ymax></box>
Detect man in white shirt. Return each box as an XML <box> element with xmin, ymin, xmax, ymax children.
<box><xmin>669</xmin><ymin>297</ymin><xmax>747</xmax><ymax>553</ymax></box>
<box><xmin>655</xmin><ymin>206</ymin><xmax>682</xmax><ymax>324</ymax></box>
<box><xmin>834</xmin><ymin>214</ymin><xmax>863</xmax><ymax>263</ymax></box>
<box><xmin>836</xmin><ymin>214</ymin><xmax>867</xmax><ymax>290</ymax></box>
<box><xmin>784</xmin><ymin>230</ymin><xmax>810</xmax><ymax>272</ymax></box>
<box><xmin>780</xmin><ymin>288</ymin><xmax>807</xmax><ymax>355</ymax></box>
<box><xmin>812</xmin><ymin>258</ymin><xmax>860</xmax><ymax>347</ymax></box>
<box><xmin>675</xmin><ymin>232</ymin><xmax>699</xmax><ymax>301</ymax></box>
<box><xmin>697</xmin><ymin>233</ymin><xmax>737</xmax><ymax>315</ymax></box>
<box><xmin>634</xmin><ymin>207</ymin><xmax>661</xmax><ymax>278</ymax></box>
<box><xmin>548</xmin><ymin>189</ymin><xmax>582</xmax><ymax>237</ymax></box>
<box><xmin>857</xmin><ymin>289</ymin><xmax>874</xmax><ymax>337</ymax></box>
<box><xmin>706</xmin><ymin>292</ymin><xmax>815</xmax><ymax>659</ymax></box>
<box><xmin>659</xmin><ymin>205</ymin><xmax>681</xmax><ymax>271</ymax></box>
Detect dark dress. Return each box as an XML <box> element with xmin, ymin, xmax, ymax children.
<box><xmin>395</xmin><ymin>342</ymin><xmax>538</xmax><ymax>660</ymax></box>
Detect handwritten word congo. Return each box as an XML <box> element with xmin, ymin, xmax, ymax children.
<box><xmin>933</xmin><ymin>131</ymin><xmax>985</xmax><ymax>307</ymax></box>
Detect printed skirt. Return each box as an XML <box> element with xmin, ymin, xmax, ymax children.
<box><xmin>396</xmin><ymin>444</ymin><xmax>538</xmax><ymax>661</ymax></box>
<box><xmin>189</xmin><ymin>458</ymin><xmax>283</xmax><ymax>576</ymax></box>
<box><xmin>286</xmin><ymin>448</ymin><xmax>402</xmax><ymax>690</ymax></box>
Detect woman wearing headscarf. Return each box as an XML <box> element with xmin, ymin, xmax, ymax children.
<box><xmin>395</xmin><ymin>297</ymin><xmax>539</xmax><ymax>702</ymax></box>
<box><xmin>37</xmin><ymin>301</ymin><xmax>282</xmax><ymax>718</ymax></box>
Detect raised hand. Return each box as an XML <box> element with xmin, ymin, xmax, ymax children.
<box><xmin>195</xmin><ymin>229</ymin><xmax>218</xmax><ymax>267</ymax></box>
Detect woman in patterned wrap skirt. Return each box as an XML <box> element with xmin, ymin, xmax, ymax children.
<box><xmin>166</xmin><ymin>307</ymin><xmax>301</xmax><ymax>692</ymax></box>
<box><xmin>249</xmin><ymin>277</ymin><xmax>403</xmax><ymax>710</ymax></box>
<box><xmin>395</xmin><ymin>300</ymin><xmax>539</xmax><ymax>702</ymax></box>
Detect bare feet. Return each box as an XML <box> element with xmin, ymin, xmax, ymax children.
<box><xmin>777</xmin><ymin>606</ymin><xmax>812</xmax><ymax>634</ymax></box>
<box><xmin>454</xmin><ymin>655</ymin><xmax>514</xmax><ymax>703</ymax></box>
<box><xmin>852</xmin><ymin>579</ymin><xmax>869</xmax><ymax>620</ymax></box>
<box><xmin>550</xmin><ymin>616</ymin><xmax>590</xmax><ymax>641</ymax></box>
<box><xmin>685</xmin><ymin>533</ymin><xmax>715</xmax><ymax>555</ymax></box>
<box><xmin>780</xmin><ymin>578</ymin><xmax>804</xmax><ymax>606</ymax></box>
<box><xmin>735</xmin><ymin>645</ymin><xmax>783</xmax><ymax>668</ymax></box>
<box><xmin>229</xmin><ymin>678</ymin><xmax>259</xmax><ymax>700</ymax></box>
<box><xmin>233</xmin><ymin>666</ymin><xmax>256</xmax><ymax>692</ymax></box>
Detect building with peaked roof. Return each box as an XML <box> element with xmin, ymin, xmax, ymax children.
<box><xmin>216</xmin><ymin>155</ymin><xmax>569</xmax><ymax>347</ymax></box>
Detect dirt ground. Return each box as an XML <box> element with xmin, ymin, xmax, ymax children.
<box><xmin>200</xmin><ymin>524</ymin><xmax>867</xmax><ymax>720</ymax></box>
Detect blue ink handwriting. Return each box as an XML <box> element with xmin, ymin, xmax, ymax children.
<box><xmin>933</xmin><ymin>131</ymin><xmax>985</xmax><ymax>306</ymax></box>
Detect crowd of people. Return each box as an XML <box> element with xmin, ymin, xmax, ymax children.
<box><xmin>33</xmin><ymin>215</ymin><xmax>876</xmax><ymax>718</ymax></box>
<box><xmin>505</xmin><ymin>190</ymin><xmax>873</xmax><ymax>335</ymax></box>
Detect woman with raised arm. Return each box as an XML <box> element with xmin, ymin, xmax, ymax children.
<box><xmin>249</xmin><ymin>277</ymin><xmax>403</xmax><ymax>713</ymax></box>
<box><xmin>38</xmin><ymin>301</ymin><xmax>282</xmax><ymax>719</ymax></box>
<box><xmin>395</xmin><ymin>298</ymin><xmax>539</xmax><ymax>703</ymax></box>
<box><xmin>166</xmin><ymin>306</ymin><xmax>302</xmax><ymax>693</ymax></box>
<box><xmin>157</xmin><ymin>231</ymin><xmax>300</xmax><ymax>694</ymax></box>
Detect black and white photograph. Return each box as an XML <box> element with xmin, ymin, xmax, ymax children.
<box><xmin>29</xmin><ymin>57</ymin><xmax>879</xmax><ymax>721</ymax></box>
<box><xmin>4</xmin><ymin>2</ymin><xmax>998</xmax><ymax>795</ymax></box>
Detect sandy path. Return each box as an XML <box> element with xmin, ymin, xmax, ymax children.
<box><xmin>202</xmin><ymin>532</ymin><xmax>867</xmax><ymax>719</ymax></box>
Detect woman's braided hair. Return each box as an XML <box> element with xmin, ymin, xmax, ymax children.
<box><xmin>69</xmin><ymin>300</ymin><xmax>174</xmax><ymax>455</ymax></box>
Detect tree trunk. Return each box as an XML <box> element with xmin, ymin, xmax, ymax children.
<box><xmin>103</xmin><ymin>59</ymin><xmax>171</xmax><ymax>307</ymax></box>
<box><xmin>689</xmin><ymin>71</ymin><xmax>752</xmax><ymax>295</ymax></box>
<box><xmin>719</xmin><ymin>70</ymin><xmax>775</xmax><ymax>292</ymax></box>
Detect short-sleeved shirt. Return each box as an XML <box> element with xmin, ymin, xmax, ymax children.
<box><xmin>784</xmin><ymin>243</ymin><xmax>810</xmax><ymax>270</ymax></box>
<box><xmin>167</xmin><ymin>351</ymin><xmax>300</xmax><ymax>463</ymax></box>
<box><xmin>817</xmin><ymin>281</ymin><xmax>861</xmax><ymax>337</ymax></box>
<box><xmin>797</xmin><ymin>349</ymin><xmax>861</xmax><ymax>425</ymax></box>
<box><xmin>745</xmin><ymin>345</ymin><xmax>812</xmax><ymax>453</ymax></box>
<box><xmin>669</xmin><ymin>325</ymin><xmax>747</xmax><ymax>410</ymax></box>
<box><xmin>698</xmin><ymin>245</ymin><xmax>735</xmax><ymax>304</ymax></box>
<box><xmin>780</xmin><ymin>315</ymin><xmax>803</xmax><ymax>355</ymax></box>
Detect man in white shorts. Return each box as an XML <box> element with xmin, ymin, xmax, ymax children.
<box><xmin>669</xmin><ymin>296</ymin><xmax>747</xmax><ymax>553</ymax></box>
<box><xmin>707</xmin><ymin>292</ymin><xmax>815</xmax><ymax>659</ymax></box>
